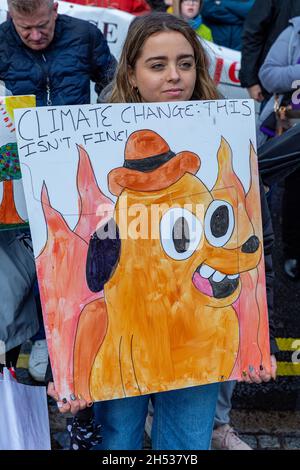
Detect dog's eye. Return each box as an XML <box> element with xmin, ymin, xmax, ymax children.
<box><xmin>204</xmin><ymin>200</ymin><xmax>234</xmax><ymax>247</ymax></box>
<box><xmin>172</xmin><ymin>217</ymin><xmax>190</xmax><ymax>253</ymax></box>
<box><xmin>160</xmin><ymin>208</ymin><xmax>202</xmax><ymax>260</ymax></box>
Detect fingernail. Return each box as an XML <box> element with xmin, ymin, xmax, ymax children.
<box><xmin>242</xmin><ymin>370</ymin><xmax>247</xmax><ymax>377</ymax></box>
<box><xmin>260</xmin><ymin>365</ymin><xmax>264</xmax><ymax>371</ymax></box>
<box><xmin>70</xmin><ymin>394</ymin><xmax>76</xmax><ymax>401</ymax></box>
<box><xmin>62</xmin><ymin>398</ymin><xmax>68</xmax><ymax>404</ymax></box>
<box><xmin>249</xmin><ymin>365</ymin><xmax>254</xmax><ymax>372</ymax></box>
<box><xmin>87</xmin><ymin>402</ymin><xmax>93</xmax><ymax>407</ymax></box>
<box><xmin>57</xmin><ymin>402</ymin><xmax>63</xmax><ymax>408</ymax></box>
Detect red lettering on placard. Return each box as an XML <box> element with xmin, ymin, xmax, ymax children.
<box><xmin>213</xmin><ymin>58</ymin><xmax>224</xmax><ymax>85</ymax></box>
<box><xmin>228</xmin><ymin>61</ymin><xmax>240</xmax><ymax>84</ymax></box>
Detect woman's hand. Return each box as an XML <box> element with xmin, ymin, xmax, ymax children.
<box><xmin>47</xmin><ymin>382</ymin><xmax>90</xmax><ymax>415</ymax></box>
<box><xmin>239</xmin><ymin>355</ymin><xmax>277</xmax><ymax>384</ymax></box>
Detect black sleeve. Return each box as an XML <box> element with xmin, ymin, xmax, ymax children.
<box><xmin>89</xmin><ymin>25</ymin><xmax>117</xmax><ymax>97</ymax></box>
<box><xmin>45</xmin><ymin>357</ymin><xmax>53</xmax><ymax>383</ymax></box>
<box><xmin>259</xmin><ymin>176</ymin><xmax>279</xmax><ymax>356</ymax></box>
<box><xmin>239</xmin><ymin>0</ymin><xmax>274</xmax><ymax>88</ymax></box>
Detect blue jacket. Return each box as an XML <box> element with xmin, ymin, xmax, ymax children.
<box><xmin>0</xmin><ymin>15</ymin><xmax>117</xmax><ymax>106</ymax></box>
<box><xmin>202</xmin><ymin>0</ymin><xmax>255</xmax><ymax>51</ymax></box>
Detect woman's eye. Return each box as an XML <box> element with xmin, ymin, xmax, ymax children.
<box><xmin>179</xmin><ymin>62</ymin><xmax>194</xmax><ymax>69</ymax></box>
<box><xmin>151</xmin><ymin>63</ymin><xmax>165</xmax><ymax>70</ymax></box>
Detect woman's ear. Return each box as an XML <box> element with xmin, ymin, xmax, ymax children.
<box><xmin>128</xmin><ymin>66</ymin><xmax>137</xmax><ymax>89</ymax></box>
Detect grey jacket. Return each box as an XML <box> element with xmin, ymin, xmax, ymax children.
<box><xmin>259</xmin><ymin>16</ymin><xmax>300</xmax><ymax>94</ymax></box>
<box><xmin>0</xmin><ymin>231</ymin><xmax>38</xmax><ymax>353</ymax></box>
<box><xmin>257</xmin><ymin>17</ymin><xmax>300</xmax><ymax>146</ymax></box>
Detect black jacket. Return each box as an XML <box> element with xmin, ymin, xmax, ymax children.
<box><xmin>0</xmin><ymin>15</ymin><xmax>117</xmax><ymax>106</ymax></box>
<box><xmin>259</xmin><ymin>177</ymin><xmax>278</xmax><ymax>355</ymax></box>
<box><xmin>239</xmin><ymin>0</ymin><xmax>300</xmax><ymax>90</ymax></box>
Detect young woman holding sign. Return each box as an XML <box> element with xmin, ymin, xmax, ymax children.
<box><xmin>48</xmin><ymin>12</ymin><xmax>277</xmax><ymax>450</ymax></box>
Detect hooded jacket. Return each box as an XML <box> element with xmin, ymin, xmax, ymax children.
<box><xmin>259</xmin><ymin>16</ymin><xmax>300</xmax><ymax>95</ymax></box>
<box><xmin>257</xmin><ymin>17</ymin><xmax>300</xmax><ymax>146</ymax></box>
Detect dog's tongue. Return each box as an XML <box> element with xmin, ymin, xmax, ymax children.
<box><xmin>192</xmin><ymin>272</ymin><xmax>213</xmax><ymax>297</ymax></box>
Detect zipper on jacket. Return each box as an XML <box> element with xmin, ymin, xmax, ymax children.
<box><xmin>42</xmin><ymin>54</ymin><xmax>52</xmax><ymax>106</ymax></box>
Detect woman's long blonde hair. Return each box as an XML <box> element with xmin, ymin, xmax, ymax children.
<box><xmin>109</xmin><ymin>12</ymin><xmax>219</xmax><ymax>103</ymax></box>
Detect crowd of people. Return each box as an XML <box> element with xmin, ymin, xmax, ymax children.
<box><xmin>0</xmin><ymin>0</ymin><xmax>299</xmax><ymax>451</ymax></box>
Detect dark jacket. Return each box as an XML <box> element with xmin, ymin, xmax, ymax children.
<box><xmin>0</xmin><ymin>230</ymin><xmax>38</xmax><ymax>352</ymax></box>
<box><xmin>239</xmin><ymin>0</ymin><xmax>300</xmax><ymax>90</ymax></box>
<box><xmin>0</xmin><ymin>15</ymin><xmax>117</xmax><ymax>106</ymax></box>
<box><xmin>202</xmin><ymin>0</ymin><xmax>255</xmax><ymax>51</ymax></box>
<box><xmin>259</xmin><ymin>177</ymin><xmax>278</xmax><ymax>355</ymax></box>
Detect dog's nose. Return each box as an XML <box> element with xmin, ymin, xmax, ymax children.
<box><xmin>241</xmin><ymin>235</ymin><xmax>259</xmax><ymax>254</ymax></box>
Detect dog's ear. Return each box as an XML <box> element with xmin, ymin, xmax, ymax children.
<box><xmin>86</xmin><ymin>219</ymin><xmax>121</xmax><ymax>292</ymax></box>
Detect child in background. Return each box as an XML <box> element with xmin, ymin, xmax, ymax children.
<box><xmin>173</xmin><ymin>0</ymin><xmax>213</xmax><ymax>41</ymax></box>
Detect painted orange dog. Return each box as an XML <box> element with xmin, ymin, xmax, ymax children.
<box><xmin>74</xmin><ymin>130</ymin><xmax>264</xmax><ymax>401</ymax></box>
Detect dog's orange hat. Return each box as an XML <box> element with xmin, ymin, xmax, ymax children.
<box><xmin>108</xmin><ymin>130</ymin><xmax>200</xmax><ymax>196</ymax></box>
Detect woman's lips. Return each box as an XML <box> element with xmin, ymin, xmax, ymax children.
<box><xmin>163</xmin><ymin>89</ymin><xmax>183</xmax><ymax>97</ymax></box>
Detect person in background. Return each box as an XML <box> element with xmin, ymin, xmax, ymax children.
<box><xmin>0</xmin><ymin>231</ymin><xmax>38</xmax><ymax>372</ymax></box>
<box><xmin>258</xmin><ymin>17</ymin><xmax>300</xmax><ymax>281</ymax></box>
<box><xmin>0</xmin><ymin>0</ymin><xmax>117</xmax><ymax>106</ymax></box>
<box><xmin>64</xmin><ymin>0</ymin><xmax>151</xmax><ymax>16</ymax></box>
<box><xmin>239</xmin><ymin>0</ymin><xmax>300</xmax><ymax>103</ymax></box>
<box><xmin>173</xmin><ymin>0</ymin><xmax>213</xmax><ymax>41</ymax></box>
<box><xmin>201</xmin><ymin>0</ymin><xmax>254</xmax><ymax>51</ymax></box>
<box><xmin>212</xmin><ymin>0</ymin><xmax>300</xmax><ymax>451</ymax></box>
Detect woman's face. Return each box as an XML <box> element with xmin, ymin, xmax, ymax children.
<box><xmin>181</xmin><ymin>0</ymin><xmax>201</xmax><ymax>20</ymax></box>
<box><xmin>129</xmin><ymin>31</ymin><xmax>197</xmax><ymax>103</ymax></box>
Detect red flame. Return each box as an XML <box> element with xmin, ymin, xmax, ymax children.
<box><xmin>36</xmin><ymin>146</ymin><xmax>113</xmax><ymax>398</ymax></box>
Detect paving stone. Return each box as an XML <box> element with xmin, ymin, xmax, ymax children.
<box><xmin>257</xmin><ymin>435</ymin><xmax>281</xmax><ymax>449</ymax></box>
<box><xmin>231</xmin><ymin>410</ymin><xmax>300</xmax><ymax>434</ymax></box>
<box><xmin>239</xmin><ymin>434</ymin><xmax>258</xmax><ymax>449</ymax></box>
<box><xmin>283</xmin><ymin>437</ymin><xmax>300</xmax><ymax>450</ymax></box>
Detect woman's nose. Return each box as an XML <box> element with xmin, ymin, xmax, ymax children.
<box><xmin>167</xmin><ymin>65</ymin><xmax>180</xmax><ymax>81</ymax></box>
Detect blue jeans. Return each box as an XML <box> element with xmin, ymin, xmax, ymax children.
<box><xmin>93</xmin><ymin>383</ymin><xmax>220</xmax><ymax>450</ymax></box>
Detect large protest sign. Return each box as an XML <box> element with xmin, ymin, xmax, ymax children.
<box><xmin>0</xmin><ymin>95</ymin><xmax>35</xmax><ymax>231</ymax></box>
<box><xmin>15</xmin><ymin>100</ymin><xmax>270</xmax><ymax>401</ymax></box>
